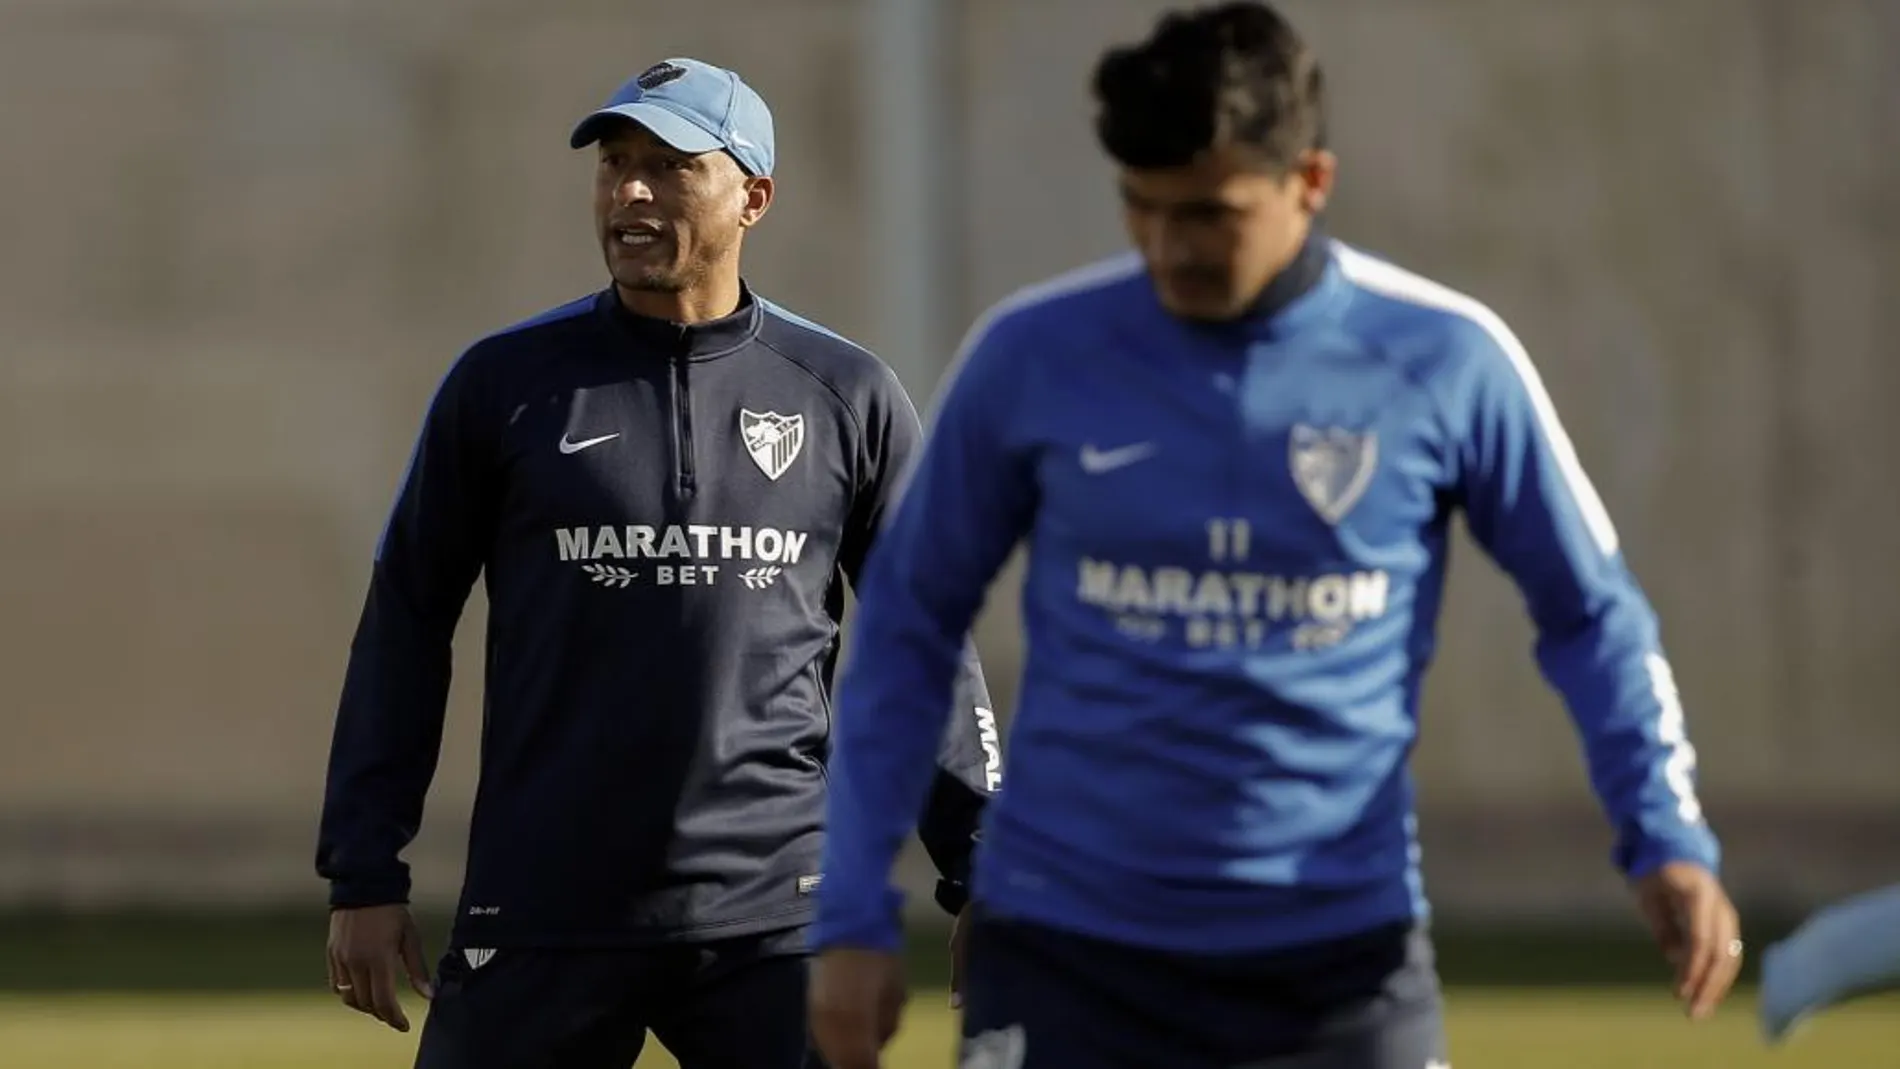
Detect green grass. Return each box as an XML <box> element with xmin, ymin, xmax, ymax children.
<box><xmin>0</xmin><ymin>988</ymin><xmax>1895</xmax><ymax>1068</ymax></box>
<box><xmin>0</xmin><ymin>908</ymin><xmax>1830</xmax><ymax>991</ymax></box>
<box><xmin>1</xmin><ymin>911</ymin><xmax>1892</xmax><ymax>1066</ymax></box>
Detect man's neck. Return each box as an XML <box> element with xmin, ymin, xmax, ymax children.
<box><xmin>616</xmin><ymin>273</ymin><xmax>743</xmax><ymax>325</ymax></box>
<box><xmin>1245</xmin><ymin>222</ymin><xmax>1328</xmax><ymax>319</ymax></box>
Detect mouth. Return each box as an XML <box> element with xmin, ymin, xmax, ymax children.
<box><xmin>608</xmin><ymin>221</ymin><xmax>667</xmax><ymax>251</ymax></box>
<box><xmin>1162</xmin><ymin>274</ymin><xmax>1230</xmax><ymax>301</ymax></box>
<box><xmin>1165</xmin><ymin>267</ymin><xmax>1225</xmax><ymax>288</ymax></box>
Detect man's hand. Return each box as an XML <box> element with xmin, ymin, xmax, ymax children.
<box><xmin>809</xmin><ymin>947</ymin><xmax>908</xmax><ymax>1069</ymax></box>
<box><xmin>327</xmin><ymin>904</ymin><xmax>433</xmax><ymax>1032</ymax></box>
<box><xmin>1633</xmin><ymin>861</ymin><xmax>1743</xmax><ymax>1020</ymax></box>
<box><xmin>949</xmin><ymin>904</ymin><xmax>974</xmax><ymax>1008</ymax></box>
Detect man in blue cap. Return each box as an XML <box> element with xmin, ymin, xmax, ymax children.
<box><xmin>316</xmin><ymin>57</ymin><xmax>999</xmax><ymax>1069</ymax></box>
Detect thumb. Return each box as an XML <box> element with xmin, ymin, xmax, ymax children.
<box><xmin>1640</xmin><ymin>884</ymin><xmax>1690</xmax><ymax>969</ymax></box>
<box><xmin>816</xmin><ymin>1008</ymin><xmax>883</xmax><ymax>1069</ymax></box>
<box><xmin>879</xmin><ymin>971</ymin><xmax>910</xmax><ymax>1046</ymax></box>
<box><xmin>949</xmin><ymin>924</ymin><xmax>967</xmax><ymax>1009</ymax></box>
<box><xmin>401</xmin><ymin>925</ymin><xmax>433</xmax><ymax>999</ymax></box>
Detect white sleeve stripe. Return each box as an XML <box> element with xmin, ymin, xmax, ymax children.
<box><xmin>1646</xmin><ymin>652</ymin><xmax>1704</xmax><ymax>823</ymax></box>
<box><xmin>883</xmin><ymin>253</ymin><xmax>1141</xmax><ymax>533</ymax></box>
<box><xmin>924</xmin><ymin>252</ymin><xmax>1144</xmax><ymax>434</ymax></box>
<box><xmin>888</xmin><ymin>253</ymin><xmax>1143</xmax><ymax>516</ymax></box>
<box><xmin>1334</xmin><ymin>242</ymin><xmax>1621</xmax><ymax>557</ymax></box>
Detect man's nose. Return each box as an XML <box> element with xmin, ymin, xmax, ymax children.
<box><xmin>615</xmin><ymin>178</ymin><xmax>655</xmax><ymax>207</ymax></box>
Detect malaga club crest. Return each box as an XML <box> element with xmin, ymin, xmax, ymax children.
<box><xmin>740</xmin><ymin>409</ymin><xmax>805</xmax><ymax>481</ymax></box>
<box><xmin>1289</xmin><ymin>423</ymin><xmax>1378</xmax><ymax>524</ymax></box>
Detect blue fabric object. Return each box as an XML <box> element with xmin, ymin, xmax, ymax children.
<box><xmin>1760</xmin><ymin>881</ymin><xmax>1900</xmax><ymax>1042</ymax></box>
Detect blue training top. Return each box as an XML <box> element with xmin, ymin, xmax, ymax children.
<box><xmin>812</xmin><ymin>235</ymin><xmax>1718</xmax><ymax>955</ymax></box>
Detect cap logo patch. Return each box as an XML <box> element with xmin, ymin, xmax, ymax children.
<box><xmin>636</xmin><ymin>62</ymin><xmax>688</xmax><ymax>90</ymax></box>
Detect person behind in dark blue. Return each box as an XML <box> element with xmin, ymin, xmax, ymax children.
<box><xmin>315</xmin><ymin>56</ymin><xmax>1001</xmax><ymax>1069</ymax></box>
<box><xmin>807</xmin><ymin>4</ymin><xmax>1743</xmax><ymax>1067</ymax></box>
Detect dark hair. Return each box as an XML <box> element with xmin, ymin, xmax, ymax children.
<box><xmin>1091</xmin><ymin>2</ymin><xmax>1325</xmax><ymax>171</ymax></box>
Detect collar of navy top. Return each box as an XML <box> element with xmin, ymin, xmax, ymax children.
<box><xmin>595</xmin><ymin>280</ymin><xmax>765</xmax><ymax>360</ymax></box>
<box><xmin>1250</xmin><ymin>221</ymin><xmax>1331</xmax><ymax>320</ymax></box>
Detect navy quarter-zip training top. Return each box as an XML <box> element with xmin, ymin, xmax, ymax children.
<box><xmin>317</xmin><ymin>283</ymin><xmax>1001</xmax><ymax>948</ymax></box>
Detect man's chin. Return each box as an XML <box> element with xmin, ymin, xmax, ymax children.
<box><xmin>610</xmin><ymin>268</ymin><xmax>686</xmax><ymax>294</ymax></box>
<box><xmin>1157</xmin><ymin>291</ymin><xmax>1244</xmax><ymax>323</ymax></box>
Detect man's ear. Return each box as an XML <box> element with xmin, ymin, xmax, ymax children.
<box><xmin>740</xmin><ymin>176</ymin><xmax>774</xmax><ymax>228</ymax></box>
<box><xmin>1296</xmin><ymin>149</ymin><xmax>1337</xmax><ymax>215</ymax></box>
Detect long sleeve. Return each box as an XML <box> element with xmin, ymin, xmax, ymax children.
<box><xmin>1445</xmin><ymin>314</ymin><xmax>1719</xmax><ymax>879</ymax></box>
<box><xmin>315</xmin><ymin>351</ymin><xmax>494</xmax><ymax>907</ymax></box>
<box><xmin>835</xmin><ymin>362</ymin><xmax>1004</xmax><ymax>916</ymax></box>
<box><xmin>814</xmin><ymin>316</ymin><xmax>1041</xmax><ymax>953</ymax></box>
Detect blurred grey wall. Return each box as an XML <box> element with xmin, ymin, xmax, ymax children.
<box><xmin>1</xmin><ymin>0</ymin><xmax>1895</xmax><ymax>916</ymax></box>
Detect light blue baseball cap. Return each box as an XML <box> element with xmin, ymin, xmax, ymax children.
<box><xmin>569</xmin><ymin>58</ymin><xmax>776</xmax><ymax>177</ymax></box>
